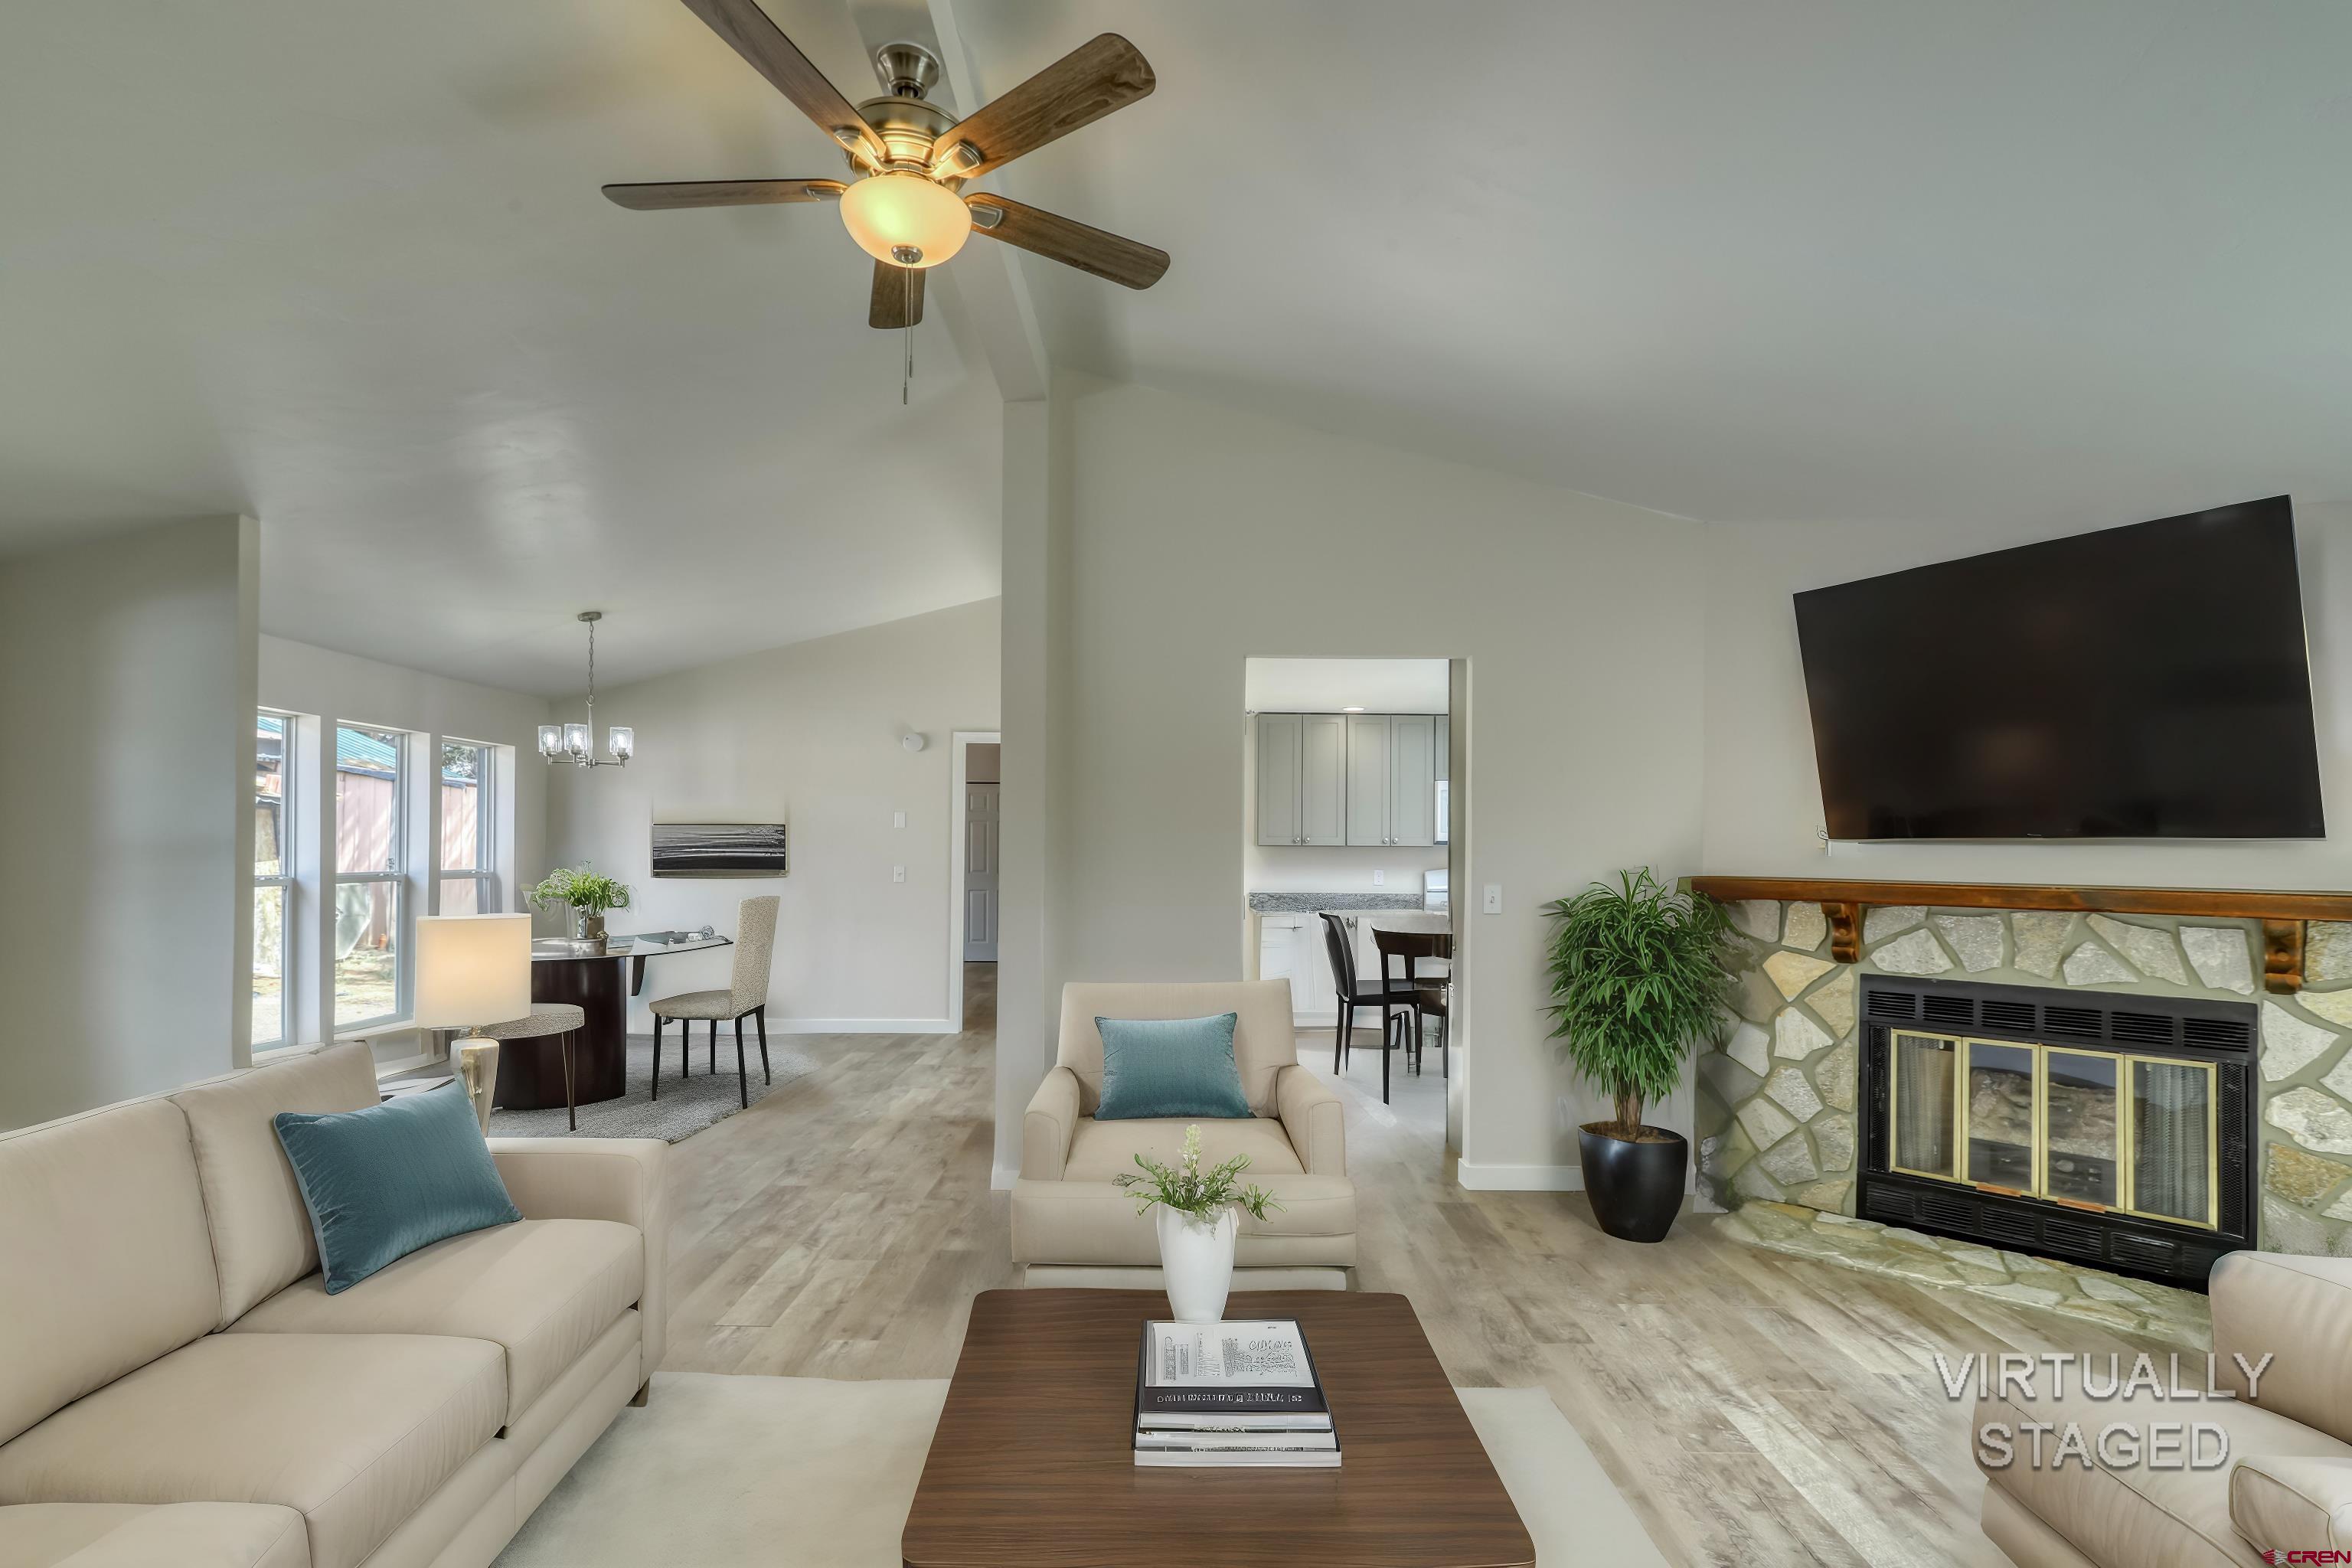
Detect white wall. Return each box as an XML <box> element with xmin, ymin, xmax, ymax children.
<box><xmin>257</xmin><ymin>635</ymin><xmax>552</xmax><ymax>1065</ymax></box>
<box><xmin>996</xmin><ymin>375</ymin><xmax>1707</xmax><ymax>1185</ymax></box>
<box><xmin>546</xmin><ymin>599</ymin><xmax>1001</xmax><ymax>1034</ymax></box>
<box><xmin>0</xmin><ymin>516</ymin><xmax>259</xmax><ymax>1129</ymax></box>
<box><xmin>1700</xmin><ymin>501</ymin><xmax>2352</xmax><ymax>887</ymax></box>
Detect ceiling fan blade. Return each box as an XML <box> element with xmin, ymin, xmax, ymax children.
<box><xmin>929</xmin><ymin>34</ymin><xmax>1152</xmax><ymax>178</ymax></box>
<box><xmin>603</xmin><ymin>178</ymin><xmax>844</xmax><ymax>211</ymax></box>
<box><xmin>675</xmin><ymin>0</ymin><xmax>888</xmax><ymax>167</ymax></box>
<box><xmin>868</xmin><ymin>262</ymin><xmax>925</xmax><ymax>329</ymax></box>
<box><xmin>965</xmin><ymin>195</ymin><xmax>1168</xmax><ymax>289</ymax></box>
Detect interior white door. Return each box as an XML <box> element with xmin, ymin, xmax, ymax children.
<box><xmin>1299</xmin><ymin>714</ymin><xmax>1348</xmax><ymax>845</ymax></box>
<box><xmin>1389</xmin><ymin>716</ymin><xmax>1437</xmax><ymax>847</ymax></box>
<box><xmin>1256</xmin><ymin>714</ymin><xmax>1303</xmax><ymax>845</ymax></box>
<box><xmin>1345</xmin><ymin>716</ymin><xmax>1392</xmax><ymax>845</ymax></box>
<box><xmin>963</xmin><ymin>781</ymin><xmax>1000</xmax><ymax>962</ymax></box>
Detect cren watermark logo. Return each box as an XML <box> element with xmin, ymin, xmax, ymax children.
<box><xmin>1941</xmin><ymin>1351</ymin><xmax>2273</xmax><ymax>1475</ymax></box>
<box><xmin>2260</xmin><ymin>1551</ymin><xmax>2352</xmax><ymax>1563</ymax></box>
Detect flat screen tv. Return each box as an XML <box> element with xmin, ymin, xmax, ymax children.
<box><xmin>1792</xmin><ymin>496</ymin><xmax>2324</xmax><ymax>840</ymax></box>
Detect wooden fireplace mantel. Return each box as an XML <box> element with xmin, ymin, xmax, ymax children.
<box><xmin>1684</xmin><ymin>876</ymin><xmax>2352</xmax><ymax>994</ymax></box>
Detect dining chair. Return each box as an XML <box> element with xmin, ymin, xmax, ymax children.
<box><xmin>649</xmin><ymin>895</ymin><xmax>779</xmax><ymax>1109</ymax></box>
<box><xmin>1373</xmin><ymin>926</ymin><xmax>1452</xmax><ymax>1093</ymax></box>
<box><xmin>1318</xmin><ymin>912</ymin><xmax>1414</xmax><ymax>1102</ymax></box>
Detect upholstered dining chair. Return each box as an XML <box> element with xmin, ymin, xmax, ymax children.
<box><xmin>649</xmin><ymin>894</ymin><xmax>779</xmax><ymax>1109</ymax></box>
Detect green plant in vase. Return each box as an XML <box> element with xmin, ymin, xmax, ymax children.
<box><xmin>1543</xmin><ymin>868</ymin><xmax>1730</xmax><ymax>1242</ymax></box>
<box><xmin>528</xmin><ymin>865</ymin><xmax>633</xmax><ymax>944</ymax></box>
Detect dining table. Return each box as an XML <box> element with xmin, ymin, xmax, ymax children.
<box><xmin>495</xmin><ymin>931</ymin><xmax>733</xmax><ymax>1111</ymax></box>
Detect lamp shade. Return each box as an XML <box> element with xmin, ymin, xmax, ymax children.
<box><xmin>414</xmin><ymin>913</ymin><xmax>531</xmax><ymax>1030</ymax></box>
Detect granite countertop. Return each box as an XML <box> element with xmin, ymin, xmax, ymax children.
<box><xmin>1248</xmin><ymin>891</ymin><xmax>1433</xmax><ymax>913</ymax></box>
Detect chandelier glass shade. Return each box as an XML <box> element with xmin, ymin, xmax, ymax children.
<box><xmin>541</xmin><ymin>612</ymin><xmax>632</xmax><ymax>768</ymax></box>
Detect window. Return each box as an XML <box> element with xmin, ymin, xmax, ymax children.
<box><xmin>253</xmin><ymin>711</ymin><xmax>294</xmax><ymax>1047</ymax></box>
<box><xmin>436</xmin><ymin>740</ymin><xmax>497</xmax><ymax>915</ymax></box>
<box><xmin>334</xmin><ymin>724</ymin><xmax>406</xmax><ymax>1028</ymax></box>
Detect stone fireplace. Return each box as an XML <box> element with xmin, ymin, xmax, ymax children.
<box><xmin>1688</xmin><ymin>883</ymin><xmax>2352</xmax><ymax>1278</ymax></box>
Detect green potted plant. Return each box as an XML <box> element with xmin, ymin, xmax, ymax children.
<box><xmin>528</xmin><ymin>865</ymin><xmax>633</xmax><ymax>946</ymax></box>
<box><xmin>1116</xmin><ymin>1125</ymin><xmax>1281</xmax><ymax>1322</ymax></box>
<box><xmin>1544</xmin><ymin>869</ymin><xmax>1729</xmax><ymax>1242</ymax></box>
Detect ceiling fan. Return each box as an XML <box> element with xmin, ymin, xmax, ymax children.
<box><xmin>603</xmin><ymin>0</ymin><xmax>1168</xmax><ymax>332</ymax></box>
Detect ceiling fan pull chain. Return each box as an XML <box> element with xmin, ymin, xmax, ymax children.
<box><xmin>902</xmin><ymin>267</ymin><xmax>913</xmax><ymax>405</ymax></box>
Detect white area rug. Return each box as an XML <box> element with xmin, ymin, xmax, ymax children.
<box><xmin>495</xmin><ymin>1372</ymin><xmax>1665</xmax><ymax>1567</ymax></box>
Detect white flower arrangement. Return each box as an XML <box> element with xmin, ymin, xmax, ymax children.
<box><xmin>1115</xmin><ymin>1124</ymin><xmax>1281</xmax><ymax>1221</ymax></box>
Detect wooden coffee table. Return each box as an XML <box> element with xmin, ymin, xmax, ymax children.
<box><xmin>900</xmin><ymin>1289</ymin><xmax>1534</xmax><ymax>1568</ymax></box>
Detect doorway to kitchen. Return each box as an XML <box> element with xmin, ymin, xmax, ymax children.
<box><xmin>948</xmin><ymin>730</ymin><xmax>1000</xmax><ymax>1032</ymax></box>
<box><xmin>1242</xmin><ymin>658</ymin><xmax>1465</xmax><ymax>1157</ymax></box>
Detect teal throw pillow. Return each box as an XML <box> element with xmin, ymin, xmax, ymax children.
<box><xmin>1095</xmin><ymin>1013</ymin><xmax>1251</xmax><ymax>1119</ymax></box>
<box><xmin>273</xmin><ymin>1084</ymin><xmax>521</xmax><ymax>1294</ymax></box>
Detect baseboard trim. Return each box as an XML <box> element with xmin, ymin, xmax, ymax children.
<box><xmin>1455</xmin><ymin>1161</ymin><xmax>1583</xmax><ymax>1192</ymax></box>
<box><xmin>769</xmin><ymin>1018</ymin><xmax>956</xmax><ymax>1034</ymax></box>
<box><xmin>991</xmin><ymin>1162</ymin><xmax>1018</xmax><ymax>1191</ymax></box>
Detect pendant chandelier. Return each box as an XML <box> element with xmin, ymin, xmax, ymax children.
<box><xmin>538</xmin><ymin>610</ymin><xmax>633</xmax><ymax>768</ymax></box>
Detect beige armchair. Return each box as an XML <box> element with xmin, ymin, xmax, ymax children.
<box><xmin>1977</xmin><ymin>1250</ymin><xmax>2352</xmax><ymax>1566</ymax></box>
<box><xmin>1011</xmin><ymin>980</ymin><xmax>1356</xmax><ymax>1289</ymax></box>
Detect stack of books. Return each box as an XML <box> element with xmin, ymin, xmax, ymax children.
<box><xmin>1132</xmin><ymin>1318</ymin><xmax>1339</xmax><ymax>1468</ymax></box>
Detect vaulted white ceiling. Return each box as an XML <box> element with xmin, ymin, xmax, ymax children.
<box><xmin>0</xmin><ymin>0</ymin><xmax>1001</xmax><ymax>694</ymax></box>
<box><xmin>955</xmin><ymin>0</ymin><xmax>2352</xmax><ymax>538</ymax></box>
<box><xmin>8</xmin><ymin>1</ymin><xmax>2352</xmax><ymax>692</ymax></box>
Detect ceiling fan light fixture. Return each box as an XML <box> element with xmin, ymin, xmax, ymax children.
<box><xmin>839</xmin><ymin>172</ymin><xmax>970</xmax><ymax>268</ymax></box>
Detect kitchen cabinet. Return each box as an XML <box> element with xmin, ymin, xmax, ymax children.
<box><xmin>1346</xmin><ymin>715</ymin><xmax>1439</xmax><ymax>847</ymax></box>
<box><xmin>1256</xmin><ymin>713</ymin><xmax>1346</xmax><ymax>845</ymax></box>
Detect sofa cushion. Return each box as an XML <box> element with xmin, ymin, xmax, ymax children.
<box><xmin>1975</xmin><ymin>1377</ymin><xmax>2352</xmax><ymax>1567</ymax></box>
<box><xmin>271</xmin><ymin>1086</ymin><xmax>522</xmax><ymax>1294</ymax></box>
<box><xmin>171</xmin><ymin>1044</ymin><xmax>379</xmax><ymax>1324</ymax></box>
<box><xmin>1011</xmin><ymin>1174</ymin><xmax>1356</xmax><ymax>1267</ymax></box>
<box><xmin>0</xmin><ymin>1100</ymin><xmax>220</xmax><ymax>1448</ymax></box>
<box><xmin>1057</xmin><ymin>982</ymin><xmax>1297</xmax><ymax>1117</ymax></box>
<box><xmin>0</xmin><ymin>1333</ymin><xmax>504</xmax><ymax>1568</ymax></box>
<box><xmin>0</xmin><ymin>1502</ymin><xmax>309</xmax><ymax>1568</ymax></box>
<box><xmin>229</xmin><ymin>1218</ymin><xmax>642</xmax><ymax>1422</ymax></box>
<box><xmin>1063</xmin><ymin>1116</ymin><xmax>1303</xmax><ymax>1184</ymax></box>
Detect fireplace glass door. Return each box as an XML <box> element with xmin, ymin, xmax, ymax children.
<box><xmin>2043</xmin><ymin>1049</ymin><xmax>2120</xmax><ymax>1208</ymax></box>
<box><xmin>1965</xmin><ymin>1041</ymin><xmax>2037</xmax><ymax>1192</ymax></box>
<box><xmin>2129</xmin><ymin>1059</ymin><xmax>2217</xmax><ymax>1228</ymax></box>
<box><xmin>1881</xmin><ymin>1034</ymin><xmax>2217</xmax><ymax>1230</ymax></box>
<box><xmin>1890</xmin><ymin>1032</ymin><xmax>1959</xmax><ymax>1180</ymax></box>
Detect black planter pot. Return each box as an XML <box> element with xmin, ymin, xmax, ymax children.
<box><xmin>1577</xmin><ymin>1123</ymin><xmax>1688</xmax><ymax>1243</ymax></box>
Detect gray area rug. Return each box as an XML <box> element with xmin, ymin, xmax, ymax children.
<box><xmin>495</xmin><ymin>1373</ymin><xmax>1665</xmax><ymax>1566</ymax></box>
<box><xmin>488</xmin><ymin>1037</ymin><xmax>815</xmax><ymax>1143</ymax></box>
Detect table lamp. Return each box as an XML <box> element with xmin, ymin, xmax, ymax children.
<box><xmin>415</xmin><ymin>913</ymin><xmax>532</xmax><ymax>1133</ymax></box>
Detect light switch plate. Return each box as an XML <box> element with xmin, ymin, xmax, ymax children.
<box><xmin>1481</xmin><ymin>883</ymin><xmax>1503</xmax><ymax>914</ymax></box>
<box><xmin>1372</xmin><ymin>869</ymin><xmax>1384</xmax><ymax>885</ymax></box>
<box><xmin>893</xmin><ymin>864</ymin><xmax>906</xmax><ymax>884</ymax></box>
<box><xmin>893</xmin><ymin>811</ymin><xmax>906</xmax><ymax>828</ymax></box>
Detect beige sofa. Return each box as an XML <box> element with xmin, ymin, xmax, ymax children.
<box><xmin>1977</xmin><ymin>1250</ymin><xmax>2352</xmax><ymax>1566</ymax></box>
<box><xmin>0</xmin><ymin>1044</ymin><xmax>666</xmax><ymax>1568</ymax></box>
<box><xmin>1011</xmin><ymin>981</ymin><xmax>1356</xmax><ymax>1288</ymax></box>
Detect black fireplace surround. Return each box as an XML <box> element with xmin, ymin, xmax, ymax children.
<box><xmin>1859</xmin><ymin>975</ymin><xmax>2256</xmax><ymax>1290</ymax></box>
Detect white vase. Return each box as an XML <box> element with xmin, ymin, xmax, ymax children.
<box><xmin>1155</xmin><ymin>1205</ymin><xmax>1240</xmax><ymax>1323</ymax></box>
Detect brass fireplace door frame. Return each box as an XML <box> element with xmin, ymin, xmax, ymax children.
<box><xmin>1885</xmin><ymin>1030</ymin><xmax>2220</xmax><ymax>1232</ymax></box>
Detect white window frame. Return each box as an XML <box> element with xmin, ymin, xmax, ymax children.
<box><xmin>434</xmin><ymin>738</ymin><xmax>499</xmax><ymax>915</ymax></box>
<box><xmin>253</xmin><ymin>709</ymin><xmax>296</xmax><ymax>1049</ymax></box>
<box><xmin>332</xmin><ymin>722</ymin><xmax>409</xmax><ymax>1032</ymax></box>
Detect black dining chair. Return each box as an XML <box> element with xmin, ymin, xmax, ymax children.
<box><xmin>1374</xmin><ymin>927</ymin><xmax>1452</xmax><ymax>1097</ymax></box>
<box><xmin>1318</xmin><ymin>912</ymin><xmax>1414</xmax><ymax>1102</ymax></box>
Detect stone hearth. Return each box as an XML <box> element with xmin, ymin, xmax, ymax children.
<box><xmin>1695</xmin><ymin>899</ymin><xmax>2352</xmax><ymax>1258</ymax></box>
<box><xmin>1718</xmin><ymin>1202</ymin><xmax>2211</xmax><ymax>1347</ymax></box>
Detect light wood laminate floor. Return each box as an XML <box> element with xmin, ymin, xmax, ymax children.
<box><xmin>662</xmin><ymin>965</ymin><xmax>2167</xmax><ymax>1566</ymax></box>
